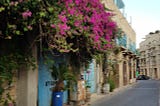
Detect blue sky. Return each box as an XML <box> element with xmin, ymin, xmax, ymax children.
<box><xmin>122</xmin><ymin>0</ymin><xmax>160</xmax><ymax>48</ymax></box>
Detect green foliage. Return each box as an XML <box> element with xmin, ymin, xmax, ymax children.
<box><xmin>50</xmin><ymin>64</ymin><xmax>76</xmax><ymax>92</ymax></box>
<box><xmin>0</xmin><ymin>0</ymin><xmax>118</xmax><ymax>66</ymax></box>
<box><xmin>113</xmin><ymin>46</ymin><xmax>120</xmax><ymax>55</ymax></box>
<box><xmin>94</xmin><ymin>54</ymin><xmax>102</xmax><ymax>64</ymax></box>
<box><xmin>85</xmin><ymin>81</ymin><xmax>91</xmax><ymax>88</ymax></box>
<box><xmin>107</xmin><ymin>79</ymin><xmax>115</xmax><ymax>92</ymax></box>
<box><xmin>51</xmin><ymin>64</ymin><xmax>77</xmax><ymax>81</ymax></box>
<box><xmin>0</xmin><ymin>52</ymin><xmax>36</xmax><ymax>105</ymax></box>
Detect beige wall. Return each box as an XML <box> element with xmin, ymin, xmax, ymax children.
<box><xmin>102</xmin><ymin>0</ymin><xmax>136</xmax><ymax>45</ymax></box>
<box><xmin>102</xmin><ymin>0</ymin><xmax>137</xmax><ymax>87</ymax></box>
<box><xmin>27</xmin><ymin>44</ymin><xmax>38</xmax><ymax>106</ymax></box>
<box><xmin>17</xmin><ymin>44</ymin><xmax>38</xmax><ymax>106</ymax></box>
<box><xmin>117</xmin><ymin>53</ymin><xmax>124</xmax><ymax>87</ymax></box>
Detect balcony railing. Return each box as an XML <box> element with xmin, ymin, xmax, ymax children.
<box><xmin>114</xmin><ymin>0</ymin><xmax>125</xmax><ymax>9</ymax></box>
<box><xmin>129</xmin><ymin>42</ymin><xmax>136</xmax><ymax>54</ymax></box>
<box><xmin>116</xmin><ymin>35</ymin><xmax>127</xmax><ymax>48</ymax></box>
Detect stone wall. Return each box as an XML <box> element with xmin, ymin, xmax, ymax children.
<box><xmin>102</xmin><ymin>0</ymin><xmax>137</xmax><ymax>87</ymax></box>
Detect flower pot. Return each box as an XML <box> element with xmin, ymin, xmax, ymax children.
<box><xmin>52</xmin><ymin>92</ymin><xmax>63</xmax><ymax>106</ymax></box>
<box><xmin>103</xmin><ymin>83</ymin><xmax>110</xmax><ymax>94</ymax></box>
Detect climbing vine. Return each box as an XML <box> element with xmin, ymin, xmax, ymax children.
<box><xmin>0</xmin><ymin>52</ymin><xmax>36</xmax><ymax>105</ymax></box>
<box><xmin>0</xmin><ymin>0</ymin><xmax>119</xmax><ymax>105</ymax></box>
<box><xmin>0</xmin><ymin>0</ymin><xmax>117</xmax><ymax>60</ymax></box>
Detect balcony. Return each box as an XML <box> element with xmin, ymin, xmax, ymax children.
<box><xmin>114</xmin><ymin>0</ymin><xmax>125</xmax><ymax>9</ymax></box>
<box><xmin>129</xmin><ymin>43</ymin><xmax>136</xmax><ymax>54</ymax></box>
<box><xmin>116</xmin><ymin>35</ymin><xmax>127</xmax><ymax>48</ymax></box>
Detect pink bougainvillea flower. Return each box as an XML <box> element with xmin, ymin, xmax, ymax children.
<box><xmin>10</xmin><ymin>1</ymin><xmax>18</xmax><ymax>6</ymax></box>
<box><xmin>58</xmin><ymin>15</ymin><xmax>67</xmax><ymax>23</ymax></box>
<box><xmin>8</xmin><ymin>103</ymin><xmax>13</xmax><ymax>106</ymax></box>
<box><xmin>22</xmin><ymin>10</ymin><xmax>32</xmax><ymax>19</ymax></box>
<box><xmin>60</xmin><ymin>11</ymin><xmax>66</xmax><ymax>15</ymax></box>
<box><xmin>105</xmin><ymin>35</ymin><xmax>111</xmax><ymax>41</ymax></box>
<box><xmin>60</xmin><ymin>30</ymin><xmax>66</xmax><ymax>35</ymax></box>
<box><xmin>106</xmin><ymin>43</ymin><xmax>112</xmax><ymax>48</ymax></box>
<box><xmin>94</xmin><ymin>35</ymin><xmax>100</xmax><ymax>42</ymax></box>
<box><xmin>68</xmin><ymin>7</ymin><xmax>75</xmax><ymax>15</ymax></box>
<box><xmin>27</xmin><ymin>25</ymin><xmax>32</xmax><ymax>30</ymax></box>
<box><xmin>74</xmin><ymin>20</ymin><xmax>81</xmax><ymax>27</ymax></box>
<box><xmin>50</xmin><ymin>24</ymin><xmax>56</xmax><ymax>28</ymax></box>
<box><xmin>75</xmin><ymin>0</ymin><xmax>81</xmax><ymax>5</ymax></box>
<box><xmin>50</xmin><ymin>0</ymin><xmax>117</xmax><ymax>52</ymax></box>
<box><xmin>10</xmin><ymin>1</ymin><xmax>15</xmax><ymax>6</ymax></box>
<box><xmin>58</xmin><ymin>24</ymin><xmax>70</xmax><ymax>35</ymax></box>
<box><xmin>58</xmin><ymin>24</ymin><xmax>70</xmax><ymax>30</ymax></box>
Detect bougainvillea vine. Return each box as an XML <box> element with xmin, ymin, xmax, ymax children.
<box><xmin>0</xmin><ymin>0</ymin><xmax>118</xmax><ymax>63</ymax></box>
<box><xmin>48</xmin><ymin>0</ymin><xmax>117</xmax><ymax>52</ymax></box>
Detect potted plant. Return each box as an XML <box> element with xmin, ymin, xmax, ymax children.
<box><xmin>50</xmin><ymin>64</ymin><xmax>76</xmax><ymax>106</ymax></box>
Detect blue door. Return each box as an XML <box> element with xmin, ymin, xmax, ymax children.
<box><xmin>38</xmin><ymin>57</ymin><xmax>68</xmax><ymax>106</ymax></box>
<box><xmin>84</xmin><ymin>60</ymin><xmax>96</xmax><ymax>93</ymax></box>
<box><xmin>38</xmin><ymin>58</ymin><xmax>54</xmax><ymax>106</ymax></box>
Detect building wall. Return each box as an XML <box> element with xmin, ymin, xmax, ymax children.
<box><xmin>139</xmin><ymin>32</ymin><xmax>160</xmax><ymax>79</ymax></box>
<box><xmin>17</xmin><ymin>67</ymin><xmax>28</xmax><ymax>106</ymax></box>
<box><xmin>118</xmin><ymin>54</ymin><xmax>123</xmax><ymax>87</ymax></box>
<box><xmin>17</xmin><ymin>44</ymin><xmax>38</xmax><ymax>106</ymax></box>
<box><xmin>102</xmin><ymin>0</ymin><xmax>137</xmax><ymax>87</ymax></box>
<box><xmin>27</xmin><ymin>44</ymin><xmax>38</xmax><ymax>106</ymax></box>
<box><xmin>0</xmin><ymin>75</ymin><xmax>17</xmax><ymax>106</ymax></box>
<box><xmin>102</xmin><ymin>0</ymin><xmax>136</xmax><ymax>44</ymax></box>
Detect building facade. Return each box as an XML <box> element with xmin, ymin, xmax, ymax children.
<box><xmin>102</xmin><ymin>0</ymin><xmax>137</xmax><ymax>87</ymax></box>
<box><xmin>139</xmin><ymin>31</ymin><xmax>160</xmax><ymax>79</ymax></box>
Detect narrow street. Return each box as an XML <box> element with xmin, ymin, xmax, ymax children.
<box><xmin>91</xmin><ymin>80</ymin><xmax>160</xmax><ymax>106</ymax></box>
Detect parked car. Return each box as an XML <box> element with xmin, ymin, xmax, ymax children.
<box><xmin>136</xmin><ymin>75</ymin><xmax>150</xmax><ymax>80</ymax></box>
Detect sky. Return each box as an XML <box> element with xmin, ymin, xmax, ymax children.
<box><xmin>122</xmin><ymin>0</ymin><xmax>160</xmax><ymax>48</ymax></box>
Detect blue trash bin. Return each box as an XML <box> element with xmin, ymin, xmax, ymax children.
<box><xmin>52</xmin><ymin>92</ymin><xmax>63</xmax><ymax>106</ymax></box>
